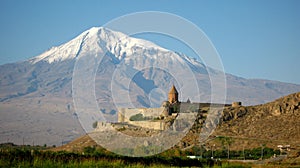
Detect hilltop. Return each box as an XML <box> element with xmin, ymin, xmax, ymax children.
<box><xmin>53</xmin><ymin>92</ymin><xmax>300</xmax><ymax>157</ymax></box>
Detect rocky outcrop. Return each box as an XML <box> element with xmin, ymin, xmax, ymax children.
<box><xmin>222</xmin><ymin>106</ymin><xmax>248</xmax><ymax>121</ymax></box>
<box><xmin>266</xmin><ymin>92</ymin><xmax>300</xmax><ymax>116</ymax></box>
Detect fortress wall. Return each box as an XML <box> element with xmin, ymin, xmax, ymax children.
<box><xmin>118</xmin><ymin>108</ymin><xmax>125</xmax><ymax>122</ymax></box>
<box><xmin>180</xmin><ymin>102</ymin><xmax>231</xmax><ymax>110</ymax></box>
<box><xmin>94</xmin><ymin>122</ymin><xmax>114</xmax><ymax>131</ymax></box>
<box><xmin>232</xmin><ymin>101</ymin><xmax>242</xmax><ymax>107</ymax></box>
<box><xmin>180</xmin><ymin>103</ymin><xmax>201</xmax><ymax>112</ymax></box>
<box><xmin>128</xmin><ymin>121</ymin><xmax>165</xmax><ymax>130</ymax></box>
<box><xmin>118</xmin><ymin>107</ymin><xmax>164</xmax><ymax>122</ymax></box>
<box><xmin>139</xmin><ymin>107</ymin><xmax>164</xmax><ymax>117</ymax></box>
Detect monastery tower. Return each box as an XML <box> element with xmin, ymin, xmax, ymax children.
<box><xmin>168</xmin><ymin>85</ymin><xmax>178</xmax><ymax>104</ymax></box>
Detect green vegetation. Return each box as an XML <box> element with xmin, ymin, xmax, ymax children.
<box><xmin>0</xmin><ymin>148</ymin><xmax>207</xmax><ymax>167</ymax></box>
<box><xmin>0</xmin><ymin>143</ymin><xmax>258</xmax><ymax>168</ymax></box>
<box><xmin>129</xmin><ymin>113</ymin><xmax>152</xmax><ymax>121</ymax></box>
<box><xmin>184</xmin><ymin>145</ymin><xmax>280</xmax><ymax>160</ymax></box>
<box><xmin>92</xmin><ymin>121</ymin><xmax>98</xmax><ymax>128</ymax></box>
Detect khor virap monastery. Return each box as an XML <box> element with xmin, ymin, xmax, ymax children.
<box><xmin>117</xmin><ymin>85</ymin><xmax>241</xmax><ymax>131</ymax></box>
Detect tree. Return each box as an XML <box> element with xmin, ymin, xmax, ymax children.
<box><xmin>261</xmin><ymin>144</ymin><xmax>266</xmax><ymax>159</ymax></box>
<box><xmin>225</xmin><ymin>137</ymin><xmax>234</xmax><ymax>159</ymax></box>
<box><xmin>216</xmin><ymin>136</ymin><xmax>234</xmax><ymax>159</ymax></box>
<box><xmin>92</xmin><ymin>121</ymin><xmax>98</xmax><ymax>128</ymax></box>
<box><xmin>83</xmin><ymin>146</ymin><xmax>96</xmax><ymax>154</ymax></box>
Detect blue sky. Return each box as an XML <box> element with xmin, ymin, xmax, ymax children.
<box><xmin>0</xmin><ymin>0</ymin><xmax>299</xmax><ymax>84</ymax></box>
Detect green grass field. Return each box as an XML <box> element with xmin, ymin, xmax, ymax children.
<box><xmin>1</xmin><ymin>143</ymin><xmax>275</xmax><ymax>167</ymax></box>
<box><xmin>0</xmin><ymin>149</ymin><xmax>254</xmax><ymax>168</ymax></box>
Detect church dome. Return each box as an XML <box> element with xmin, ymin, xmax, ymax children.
<box><xmin>168</xmin><ymin>85</ymin><xmax>179</xmax><ymax>104</ymax></box>
<box><xmin>169</xmin><ymin>85</ymin><xmax>178</xmax><ymax>94</ymax></box>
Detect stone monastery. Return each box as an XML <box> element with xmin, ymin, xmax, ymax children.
<box><xmin>117</xmin><ymin>85</ymin><xmax>240</xmax><ymax>130</ymax></box>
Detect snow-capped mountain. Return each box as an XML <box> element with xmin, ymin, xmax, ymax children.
<box><xmin>30</xmin><ymin>27</ymin><xmax>168</xmax><ymax>64</ymax></box>
<box><xmin>0</xmin><ymin>27</ymin><xmax>300</xmax><ymax>146</ymax></box>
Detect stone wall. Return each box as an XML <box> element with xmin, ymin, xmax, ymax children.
<box><xmin>127</xmin><ymin>120</ymin><xmax>165</xmax><ymax>130</ymax></box>
<box><xmin>118</xmin><ymin>107</ymin><xmax>164</xmax><ymax>122</ymax></box>
<box><xmin>232</xmin><ymin>102</ymin><xmax>242</xmax><ymax>107</ymax></box>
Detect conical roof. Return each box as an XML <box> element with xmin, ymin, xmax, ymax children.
<box><xmin>169</xmin><ymin>85</ymin><xmax>178</xmax><ymax>94</ymax></box>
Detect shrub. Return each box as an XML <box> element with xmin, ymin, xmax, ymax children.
<box><xmin>92</xmin><ymin>121</ymin><xmax>98</xmax><ymax>128</ymax></box>
<box><xmin>83</xmin><ymin>146</ymin><xmax>96</xmax><ymax>154</ymax></box>
<box><xmin>130</xmin><ymin>113</ymin><xmax>146</xmax><ymax>121</ymax></box>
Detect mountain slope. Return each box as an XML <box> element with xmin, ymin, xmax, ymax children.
<box><xmin>0</xmin><ymin>27</ymin><xmax>300</xmax><ymax>145</ymax></box>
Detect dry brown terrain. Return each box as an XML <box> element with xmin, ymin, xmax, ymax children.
<box><xmin>212</xmin><ymin>92</ymin><xmax>300</xmax><ymax>150</ymax></box>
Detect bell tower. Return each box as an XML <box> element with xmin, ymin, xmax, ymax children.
<box><xmin>168</xmin><ymin>85</ymin><xmax>178</xmax><ymax>104</ymax></box>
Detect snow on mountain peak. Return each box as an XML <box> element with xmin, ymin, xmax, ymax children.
<box><xmin>29</xmin><ymin>27</ymin><xmax>169</xmax><ymax>64</ymax></box>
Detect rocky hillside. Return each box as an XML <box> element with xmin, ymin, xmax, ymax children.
<box><xmin>54</xmin><ymin>92</ymin><xmax>300</xmax><ymax>155</ymax></box>
<box><xmin>212</xmin><ymin>92</ymin><xmax>300</xmax><ymax>150</ymax></box>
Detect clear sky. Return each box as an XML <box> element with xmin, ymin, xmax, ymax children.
<box><xmin>0</xmin><ymin>0</ymin><xmax>299</xmax><ymax>84</ymax></box>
